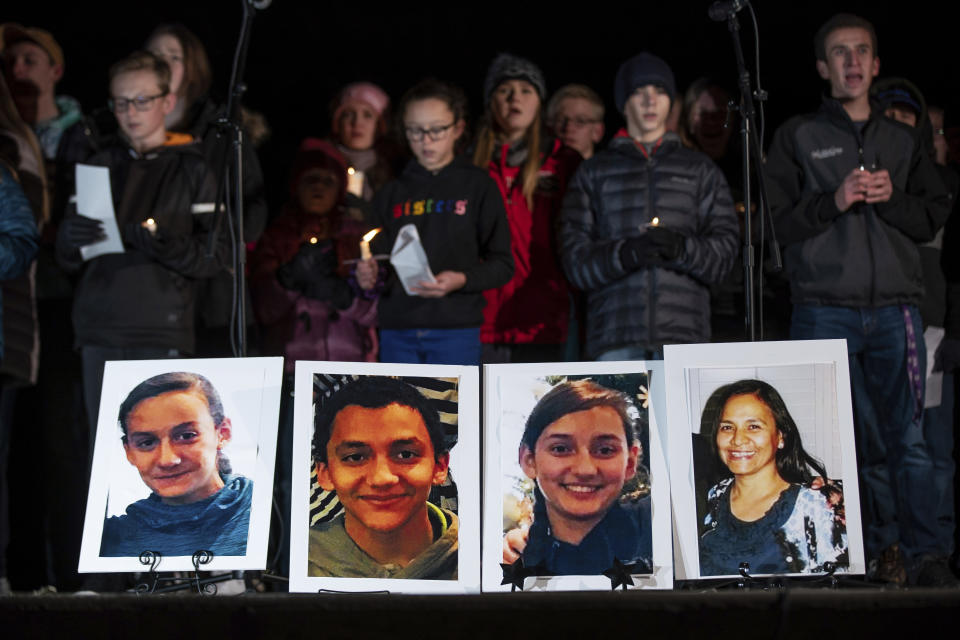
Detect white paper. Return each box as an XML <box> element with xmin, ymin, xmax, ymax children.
<box><xmin>390</xmin><ymin>224</ymin><xmax>436</xmax><ymax>295</ymax></box>
<box><xmin>75</xmin><ymin>164</ymin><xmax>124</xmax><ymax>260</ymax></box>
<box><xmin>925</xmin><ymin>326</ymin><xmax>945</xmax><ymax>408</ymax></box>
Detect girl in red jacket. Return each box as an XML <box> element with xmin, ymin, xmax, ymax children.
<box><xmin>472</xmin><ymin>54</ymin><xmax>581</xmax><ymax>363</ymax></box>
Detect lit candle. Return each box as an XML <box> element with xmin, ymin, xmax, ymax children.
<box><xmin>142</xmin><ymin>218</ymin><xmax>158</xmax><ymax>234</ymax></box>
<box><xmin>309</xmin><ymin>236</ymin><xmax>318</xmax><ymax>244</ymax></box>
<box><xmin>360</xmin><ymin>228</ymin><xmax>381</xmax><ymax>261</ymax></box>
<box><xmin>650</xmin><ymin>217</ymin><xmax>660</xmax><ymax>227</ymax></box>
<box><xmin>347</xmin><ymin>166</ymin><xmax>365</xmax><ymax>199</ymax></box>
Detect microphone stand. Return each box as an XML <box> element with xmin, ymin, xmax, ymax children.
<box><xmin>207</xmin><ymin>0</ymin><xmax>267</xmax><ymax>357</ymax></box>
<box><xmin>715</xmin><ymin>3</ymin><xmax>781</xmax><ymax>341</ymax></box>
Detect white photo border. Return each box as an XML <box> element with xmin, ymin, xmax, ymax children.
<box><xmin>664</xmin><ymin>340</ymin><xmax>865</xmax><ymax>579</ymax></box>
<box><xmin>288</xmin><ymin>361</ymin><xmax>481</xmax><ymax>594</ymax></box>
<box><xmin>79</xmin><ymin>357</ymin><xmax>283</xmax><ymax>573</ymax></box>
<box><xmin>482</xmin><ymin>361</ymin><xmax>673</xmax><ymax>592</ymax></box>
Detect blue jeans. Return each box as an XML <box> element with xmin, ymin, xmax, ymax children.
<box><xmin>596</xmin><ymin>345</ymin><xmax>662</xmax><ymax>361</ymax></box>
<box><xmin>924</xmin><ymin>371</ymin><xmax>956</xmax><ymax>556</ymax></box>
<box><xmin>380</xmin><ymin>328</ymin><xmax>481</xmax><ymax>365</ymax></box>
<box><xmin>791</xmin><ymin>304</ymin><xmax>940</xmax><ymax>560</ymax></box>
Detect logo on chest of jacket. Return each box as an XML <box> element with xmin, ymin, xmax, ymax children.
<box><xmin>670</xmin><ymin>175</ymin><xmax>696</xmax><ymax>186</ymax></box>
<box><xmin>392</xmin><ymin>198</ymin><xmax>468</xmax><ymax>217</ymax></box>
<box><xmin>810</xmin><ymin>146</ymin><xmax>844</xmax><ymax>160</ymax></box>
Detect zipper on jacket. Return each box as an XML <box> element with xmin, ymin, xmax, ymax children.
<box><xmin>646</xmin><ymin>157</ymin><xmax>656</xmax><ymax>346</ymax></box>
<box><xmin>855</xmin><ymin>125</ymin><xmax>878</xmax><ymax>305</ymax></box>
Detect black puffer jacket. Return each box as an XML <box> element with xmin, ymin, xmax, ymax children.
<box><xmin>766</xmin><ymin>96</ymin><xmax>951</xmax><ymax>308</ymax></box>
<box><xmin>56</xmin><ymin>139</ymin><xmax>221</xmax><ymax>352</ymax></box>
<box><xmin>560</xmin><ymin>132</ymin><xmax>739</xmax><ymax>357</ymax></box>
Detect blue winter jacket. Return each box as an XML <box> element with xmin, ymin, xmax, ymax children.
<box><xmin>100</xmin><ymin>474</ymin><xmax>253</xmax><ymax>557</ymax></box>
<box><xmin>0</xmin><ymin>163</ymin><xmax>40</xmax><ymax>360</ymax></box>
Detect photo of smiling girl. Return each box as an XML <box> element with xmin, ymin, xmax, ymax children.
<box><xmin>492</xmin><ymin>370</ymin><xmax>662</xmax><ymax>583</ymax></box>
<box><xmin>505</xmin><ymin>379</ymin><xmax>653</xmax><ymax>576</ymax></box>
<box><xmin>99</xmin><ymin>372</ymin><xmax>251</xmax><ymax>557</ymax></box>
<box><xmin>79</xmin><ymin>357</ymin><xmax>281</xmax><ymax>572</ymax></box>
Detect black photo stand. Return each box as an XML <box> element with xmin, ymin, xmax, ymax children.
<box><xmin>134</xmin><ymin>550</ymin><xmax>237</xmax><ymax>595</ymax></box>
<box><xmin>679</xmin><ymin>560</ymin><xmax>876</xmax><ymax>591</ymax></box>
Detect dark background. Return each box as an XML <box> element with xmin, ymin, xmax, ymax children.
<box><xmin>6</xmin><ymin>0</ymin><xmax>956</xmax><ymax>208</ymax></box>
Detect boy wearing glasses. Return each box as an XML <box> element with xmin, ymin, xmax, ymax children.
<box><xmin>547</xmin><ymin>84</ymin><xmax>605</xmax><ymax>160</ymax></box>
<box><xmin>55</xmin><ymin>50</ymin><xmax>220</xmax><ymax>432</ymax></box>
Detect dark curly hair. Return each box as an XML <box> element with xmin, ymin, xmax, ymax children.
<box><xmin>312</xmin><ymin>376</ymin><xmax>446</xmax><ymax>464</ymax></box>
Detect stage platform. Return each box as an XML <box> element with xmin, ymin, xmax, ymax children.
<box><xmin>3</xmin><ymin>588</ymin><xmax>958</xmax><ymax>639</ymax></box>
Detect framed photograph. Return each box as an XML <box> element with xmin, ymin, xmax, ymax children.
<box><xmin>482</xmin><ymin>361</ymin><xmax>673</xmax><ymax>591</ymax></box>
<box><xmin>288</xmin><ymin>362</ymin><xmax>480</xmax><ymax>594</ymax></box>
<box><xmin>79</xmin><ymin>357</ymin><xmax>283</xmax><ymax>573</ymax></box>
<box><xmin>665</xmin><ymin>340</ymin><xmax>865</xmax><ymax>579</ymax></box>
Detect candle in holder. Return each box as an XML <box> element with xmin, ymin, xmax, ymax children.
<box><xmin>360</xmin><ymin>228</ymin><xmax>381</xmax><ymax>261</ymax></box>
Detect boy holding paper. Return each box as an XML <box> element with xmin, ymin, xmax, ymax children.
<box><xmin>55</xmin><ymin>50</ymin><xmax>220</xmax><ymax>431</ymax></box>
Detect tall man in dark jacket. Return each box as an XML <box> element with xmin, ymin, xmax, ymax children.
<box><xmin>765</xmin><ymin>13</ymin><xmax>954</xmax><ymax>585</ymax></box>
<box><xmin>559</xmin><ymin>52</ymin><xmax>738</xmax><ymax>360</ymax></box>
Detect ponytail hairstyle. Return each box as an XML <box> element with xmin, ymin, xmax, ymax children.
<box><xmin>119</xmin><ymin>372</ymin><xmax>232</xmax><ymax>475</ymax></box>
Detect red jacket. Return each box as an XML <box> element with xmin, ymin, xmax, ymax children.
<box><xmin>481</xmin><ymin>138</ymin><xmax>580</xmax><ymax>344</ymax></box>
<box><xmin>249</xmin><ymin>207</ymin><xmax>377</xmax><ymax>371</ymax></box>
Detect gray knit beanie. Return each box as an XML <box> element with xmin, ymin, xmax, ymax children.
<box><xmin>483</xmin><ymin>53</ymin><xmax>547</xmax><ymax>105</ymax></box>
<box><xmin>614</xmin><ymin>52</ymin><xmax>676</xmax><ymax>113</ymax></box>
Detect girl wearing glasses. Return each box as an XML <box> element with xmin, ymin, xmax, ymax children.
<box><xmin>472</xmin><ymin>54</ymin><xmax>582</xmax><ymax>364</ymax></box>
<box><xmin>355</xmin><ymin>78</ymin><xmax>513</xmax><ymax>365</ymax></box>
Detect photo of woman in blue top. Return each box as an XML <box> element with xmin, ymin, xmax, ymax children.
<box><xmin>100</xmin><ymin>372</ymin><xmax>252</xmax><ymax>558</ymax></box>
<box><xmin>502</xmin><ymin>379</ymin><xmax>652</xmax><ymax>576</ymax></box>
<box><xmin>697</xmin><ymin>379</ymin><xmax>848</xmax><ymax>576</ymax></box>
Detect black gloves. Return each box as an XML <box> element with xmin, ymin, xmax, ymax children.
<box><xmin>57</xmin><ymin>214</ymin><xmax>105</xmax><ymax>251</ymax></box>
<box><xmin>619</xmin><ymin>226</ymin><xmax>686</xmax><ymax>272</ymax></box>
<box><xmin>277</xmin><ymin>240</ymin><xmax>353</xmax><ymax>309</ymax></box>
<box><xmin>124</xmin><ymin>222</ymin><xmax>178</xmax><ymax>262</ymax></box>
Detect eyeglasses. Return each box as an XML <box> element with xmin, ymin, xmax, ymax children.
<box><xmin>404</xmin><ymin>122</ymin><xmax>456</xmax><ymax>142</ymax></box>
<box><xmin>553</xmin><ymin>116</ymin><xmax>600</xmax><ymax>130</ymax></box>
<box><xmin>108</xmin><ymin>93</ymin><xmax>167</xmax><ymax>113</ymax></box>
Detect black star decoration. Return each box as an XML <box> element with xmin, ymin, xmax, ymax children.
<box><xmin>500</xmin><ymin>558</ymin><xmax>532</xmax><ymax>591</ymax></box>
<box><xmin>603</xmin><ymin>558</ymin><xmax>636</xmax><ymax>591</ymax></box>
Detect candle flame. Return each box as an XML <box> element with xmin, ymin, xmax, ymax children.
<box><xmin>347</xmin><ymin>167</ymin><xmax>356</xmax><ymax>175</ymax></box>
<box><xmin>362</xmin><ymin>228</ymin><xmax>381</xmax><ymax>242</ymax></box>
<box><xmin>146</xmin><ymin>218</ymin><xmax>156</xmax><ymax>226</ymax></box>
<box><xmin>651</xmin><ymin>217</ymin><xmax>660</xmax><ymax>226</ymax></box>
<box><xmin>309</xmin><ymin>236</ymin><xmax>318</xmax><ymax>244</ymax></box>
